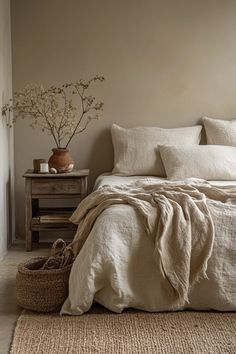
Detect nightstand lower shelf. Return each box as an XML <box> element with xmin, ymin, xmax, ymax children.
<box><xmin>31</xmin><ymin>221</ymin><xmax>77</xmax><ymax>231</ymax></box>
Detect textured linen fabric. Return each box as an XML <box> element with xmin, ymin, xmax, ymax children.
<box><xmin>159</xmin><ymin>145</ymin><xmax>236</xmax><ymax>180</ymax></box>
<box><xmin>111</xmin><ymin>124</ymin><xmax>202</xmax><ymax>176</ymax></box>
<box><xmin>61</xmin><ymin>180</ymin><xmax>236</xmax><ymax>315</ymax></box>
<box><xmin>203</xmin><ymin>116</ymin><xmax>236</xmax><ymax>146</ymax></box>
<box><xmin>94</xmin><ymin>172</ymin><xmax>236</xmax><ymax>190</ymax></box>
<box><xmin>93</xmin><ymin>174</ymin><xmax>165</xmax><ymax>190</ymax></box>
<box><xmin>94</xmin><ymin>173</ymin><xmax>236</xmax><ymax>188</ymax></box>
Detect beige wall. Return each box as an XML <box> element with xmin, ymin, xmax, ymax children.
<box><xmin>12</xmin><ymin>0</ymin><xmax>236</xmax><ymax>239</ymax></box>
<box><xmin>0</xmin><ymin>0</ymin><xmax>12</xmax><ymax>257</ymax></box>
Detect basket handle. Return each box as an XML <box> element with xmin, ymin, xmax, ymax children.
<box><xmin>41</xmin><ymin>238</ymin><xmax>75</xmax><ymax>270</ymax></box>
<box><xmin>51</xmin><ymin>238</ymin><xmax>66</xmax><ymax>257</ymax></box>
<box><xmin>60</xmin><ymin>246</ymin><xmax>75</xmax><ymax>268</ymax></box>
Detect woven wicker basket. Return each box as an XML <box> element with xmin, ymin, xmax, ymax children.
<box><xmin>16</xmin><ymin>239</ymin><xmax>74</xmax><ymax>312</ymax></box>
<box><xmin>16</xmin><ymin>256</ymin><xmax>72</xmax><ymax>313</ymax></box>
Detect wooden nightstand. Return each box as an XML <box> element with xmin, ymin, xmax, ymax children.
<box><xmin>23</xmin><ymin>169</ymin><xmax>89</xmax><ymax>251</ymax></box>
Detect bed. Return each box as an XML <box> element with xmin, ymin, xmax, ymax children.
<box><xmin>61</xmin><ymin>120</ymin><xmax>236</xmax><ymax>315</ymax></box>
<box><xmin>61</xmin><ymin>174</ymin><xmax>236</xmax><ymax>315</ymax></box>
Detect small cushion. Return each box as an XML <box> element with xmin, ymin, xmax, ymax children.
<box><xmin>159</xmin><ymin>145</ymin><xmax>236</xmax><ymax>180</ymax></box>
<box><xmin>111</xmin><ymin>124</ymin><xmax>202</xmax><ymax>176</ymax></box>
<box><xmin>202</xmin><ymin>116</ymin><xmax>236</xmax><ymax>146</ymax></box>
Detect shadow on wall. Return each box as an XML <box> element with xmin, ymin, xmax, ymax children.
<box><xmin>198</xmin><ymin>118</ymin><xmax>206</xmax><ymax>144</ymax></box>
<box><xmin>7</xmin><ymin>164</ymin><xmax>15</xmax><ymax>246</ymax></box>
<box><xmin>87</xmin><ymin>127</ymin><xmax>113</xmax><ymax>191</ymax></box>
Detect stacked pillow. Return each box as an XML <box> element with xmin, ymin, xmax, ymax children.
<box><xmin>111</xmin><ymin>124</ymin><xmax>202</xmax><ymax>177</ymax></box>
<box><xmin>159</xmin><ymin>145</ymin><xmax>236</xmax><ymax>180</ymax></box>
<box><xmin>111</xmin><ymin>117</ymin><xmax>236</xmax><ymax>180</ymax></box>
<box><xmin>202</xmin><ymin>116</ymin><xmax>236</xmax><ymax>146</ymax></box>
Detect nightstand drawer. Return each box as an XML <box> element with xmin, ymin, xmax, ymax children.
<box><xmin>32</xmin><ymin>178</ymin><xmax>81</xmax><ymax>195</ymax></box>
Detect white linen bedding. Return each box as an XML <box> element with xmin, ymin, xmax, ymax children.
<box><xmin>61</xmin><ymin>175</ymin><xmax>236</xmax><ymax>315</ymax></box>
<box><xmin>94</xmin><ymin>173</ymin><xmax>236</xmax><ymax>189</ymax></box>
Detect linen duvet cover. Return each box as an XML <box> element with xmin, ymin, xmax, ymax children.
<box><xmin>61</xmin><ymin>175</ymin><xmax>236</xmax><ymax>315</ymax></box>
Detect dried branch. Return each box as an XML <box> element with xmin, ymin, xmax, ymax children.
<box><xmin>1</xmin><ymin>76</ymin><xmax>105</xmax><ymax>148</ymax></box>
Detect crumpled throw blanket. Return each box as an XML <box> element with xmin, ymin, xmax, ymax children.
<box><xmin>70</xmin><ymin>180</ymin><xmax>236</xmax><ymax>307</ymax></box>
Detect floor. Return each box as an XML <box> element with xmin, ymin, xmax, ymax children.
<box><xmin>0</xmin><ymin>243</ymin><xmax>50</xmax><ymax>354</ymax></box>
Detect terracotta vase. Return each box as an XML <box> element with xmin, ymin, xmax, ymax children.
<box><xmin>48</xmin><ymin>148</ymin><xmax>74</xmax><ymax>173</ymax></box>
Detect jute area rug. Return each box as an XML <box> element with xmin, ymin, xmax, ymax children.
<box><xmin>10</xmin><ymin>307</ymin><xmax>236</xmax><ymax>354</ymax></box>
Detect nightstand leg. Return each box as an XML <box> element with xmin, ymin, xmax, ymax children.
<box><xmin>25</xmin><ymin>178</ymin><xmax>32</xmax><ymax>251</ymax></box>
<box><xmin>32</xmin><ymin>199</ymin><xmax>39</xmax><ymax>243</ymax></box>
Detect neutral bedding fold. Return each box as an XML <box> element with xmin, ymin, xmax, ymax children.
<box><xmin>94</xmin><ymin>174</ymin><xmax>236</xmax><ymax>189</ymax></box>
<box><xmin>62</xmin><ymin>179</ymin><xmax>236</xmax><ymax>315</ymax></box>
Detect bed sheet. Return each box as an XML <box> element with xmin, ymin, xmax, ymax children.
<box><xmin>94</xmin><ymin>173</ymin><xmax>236</xmax><ymax>189</ymax></box>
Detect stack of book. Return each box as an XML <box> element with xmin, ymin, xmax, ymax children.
<box><xmin>32</xmin><ymin>208</ymin><xmax>74</xmax><ymax>224</ymax></box>
<box><xmin>39</xmin><ymin>213</ymin><xmax>71</xmax><ymax>223</ymax></box>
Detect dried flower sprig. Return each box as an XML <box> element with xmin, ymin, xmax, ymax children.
<box><xmin>2</xmin><ymin>75</ymin><xmax>105</xmax><ymax>148</ymax></box>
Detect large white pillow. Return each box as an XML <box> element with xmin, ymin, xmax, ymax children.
<box><xmin>111</xmin><ymin>124</ymin><xmax>202</xmax><ymax>176</ymax></box>
<box><xmin>159</xmin><ymin>145</ymin><xmax>236</xmax><ymax>180</ymax></box>
<box><xmin>202</xmin><ymin>116</ymin><xmax>236</xmax><ymax>146</ymax></box>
